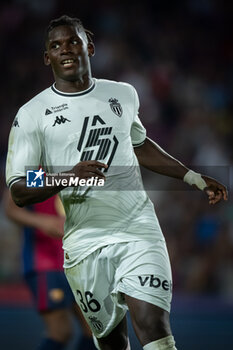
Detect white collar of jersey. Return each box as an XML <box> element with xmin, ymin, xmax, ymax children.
<box><xmin>51</xmin><ymin>79</ymin><xmax>95</xmax><ymax>97</ymax></box>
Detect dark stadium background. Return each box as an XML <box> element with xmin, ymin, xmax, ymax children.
<box><xmin>0</xmin><ymin>1</ymin><xmax>232</xmax><ymax>349</ymax></box>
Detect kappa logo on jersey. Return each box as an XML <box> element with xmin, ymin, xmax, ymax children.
<box><xmin>52</xmin><ymin>115</ymin><xmax>71</xmax><ymax>127</ymax></box>
<box><xmin>77</xmin><ymin>115</ymin><xmax>119</xmax><ymax>170</ymax></box>
<box><xmin>108</xmin><ymin>98</ymin><xmax>123</xmax><ymax>117</ymax></box>
<box><xmin>45</xmin><ymin>108</ymin><xmax>52</xmax><ymax>115</ymax></box>
<box><xmin>26</xmin><ymin>168</ymin><xmax>45</xmax><ymax>187</ymax></box>
<box><xmin>12</xmin><ymin>117</ymin><xmax>19</xmax><ymax>127</ymax></box>
<box><xmin>138</xmin><ymin>275</ymin><xmax>172</xmax><ymax>292</ymax></box>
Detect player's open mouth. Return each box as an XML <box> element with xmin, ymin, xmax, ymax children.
<box><xmin>61</xmin><ymin>59</ymin><xmax>75</xmax><ymax>67</ymax></box>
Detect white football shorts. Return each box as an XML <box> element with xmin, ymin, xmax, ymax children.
<box><xmin>65</xmin><ymin>239</ymin><xmax>172</xmax><ymax>338</ymax></box>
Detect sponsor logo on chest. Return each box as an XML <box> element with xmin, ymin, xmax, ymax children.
<box><xmin>44</xmin><ymin>103</ymin><xmax>69</xmax><ymax>115</ymax></box>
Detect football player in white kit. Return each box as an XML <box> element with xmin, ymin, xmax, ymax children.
<box><xmin>6</xmin><ymin>15</ymin><xmax>228</xmax><ymax>350</ymax></box>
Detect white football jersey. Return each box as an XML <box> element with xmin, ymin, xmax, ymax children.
<box><xmin>6</xmin><ymin>78</ymin><xmax>164</xmax><ymax>267</ymax></box>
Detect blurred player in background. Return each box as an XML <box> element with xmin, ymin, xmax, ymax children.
<box><xmin>6</xmin><ymin>15</ymin><xmax>228</xmax><ymax>350</ymax></box>
<box><xmin>4</xmin><ymin>190</ymin><xmax>95</xmax><ymax>350</ymax></box>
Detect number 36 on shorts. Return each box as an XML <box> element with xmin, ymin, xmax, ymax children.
<box><xmin>76</xmin><ymin>289</ymin><xmax>101</xmax><ymax>313</ymax></box>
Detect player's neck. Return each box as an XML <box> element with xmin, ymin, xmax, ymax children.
<box><xmin>54</xmin><ymin>74</ymin><xmax>93</xmax><ymax>93</ymax></box>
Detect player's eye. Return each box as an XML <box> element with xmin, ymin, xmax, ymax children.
<box><xmin>51</xmin><ymin>42</ymin><xmax>60</xmax><ymax>49</ymax></box>
<box><xmin>71</xmin><ymin>38</ymin><xmax>81</xmax><ymax>45</ymax></box>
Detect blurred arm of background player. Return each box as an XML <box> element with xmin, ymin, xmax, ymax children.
<box><xmin>4</xmin><ymin>189</ymin><xmax>64</xmax><ymax>239</ymax></box>
<box><xmin>135</xmin><ymin>137</ymin><xmax>228</xmax><ymax>205</ymax></box>
<box><xmin>3</xmin><ymin>188</ymin><xmax>95</xmax><ymax>349</ymax></box>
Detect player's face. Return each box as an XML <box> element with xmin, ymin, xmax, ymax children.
<box><xmin>44</xmin><ymin>25</ymin><xmax>94</xmax><ymax>83</ymax></box>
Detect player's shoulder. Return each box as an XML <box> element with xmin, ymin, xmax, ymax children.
<box><xmin>18</xmin><ymin>86</ymin><xmax>53</xmax><ymax>116</ymax></box>
<box><xmin>95</xmin><ymin>78</ymin><xmax>136</xmax><ymax>95</ymax></box>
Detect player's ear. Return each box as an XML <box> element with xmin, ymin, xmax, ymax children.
<box><xmin>44</xmin><ymin>51</ymin><xmax>51</xmax><ymax>66</ymax></box>
<box><xmin>88</xmin><ymin>42</ymin><xmax>95</xmax><ymax>57</ymax></box>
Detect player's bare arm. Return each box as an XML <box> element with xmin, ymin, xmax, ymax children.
<box><xmin>10</xmin><ymin>160</ymin><xmax>107</xmax><ymax>207</ymax></box>
<box><xmin>135</xmin><ymin>137</ymin><xmax>228</xmax><ymax>205</ymax></box>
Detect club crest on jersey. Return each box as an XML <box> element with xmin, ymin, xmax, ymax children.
<box><xmin>88</xmin><ymin>316</ymin><xmax>104</xmax><ymax>333</ymax></box>
<box><xmin>108</xmin><ymin>98</ymin><xmax>123</xmax><ymax>117</ymax></box>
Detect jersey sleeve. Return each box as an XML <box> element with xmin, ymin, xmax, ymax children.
<box><xmin>6</xmin><ymin>107</ymin><xmax>42</xmax><ymax>188</ymax></box>
<box><xmin>130</xmin><ymin>86</ymin><xmax>147</xmax><ymax>147</ymax></box>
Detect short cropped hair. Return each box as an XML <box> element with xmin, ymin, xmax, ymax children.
<box><xmin>45</xmin><ymin>15</ymin><xmax>93</xmax><ymax>45</ymax></box>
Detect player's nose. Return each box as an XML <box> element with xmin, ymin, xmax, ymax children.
<box><xmin>60</xmin><ymin>42</ymin><xmax>72</xmax><ymax>54</ymax></box>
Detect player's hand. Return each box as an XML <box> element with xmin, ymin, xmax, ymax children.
<box><xmin>201</xmin><ymin>175</ymin><xmax>228</xmax><ymax>205</ymax></box>
<box><xmin>71</xmin><ymin>160</ymin><xmax>108</xmax><ymax>182</ymax></box>
<box><xmin>37</xmin><ymin>215</ymin><xmax>65</xmax><ymax>238</ymax></box>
